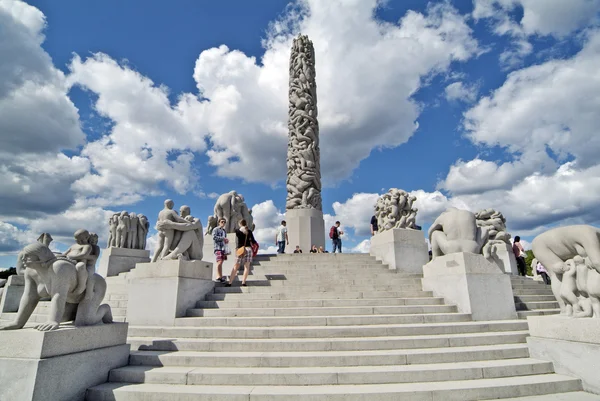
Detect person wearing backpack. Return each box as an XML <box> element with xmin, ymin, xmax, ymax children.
<box><xmin>330</xmin><ymin>221</ymin><xmax>344</xmax><ymax>253</ymax></box>
<box><xmin>225</xmin><ymin>219</ymin><xmax>257</xmax><ymax>287</ymax></box>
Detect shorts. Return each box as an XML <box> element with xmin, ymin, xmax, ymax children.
<box><xmin>214</xmin><ymin>250</ymin><xmax>227</xmax><ymax>262</ymax></box>
<box><xmin>235</xmin><ymin>247</ymin><xmax>253</xmax><ymax>265</ymax></box>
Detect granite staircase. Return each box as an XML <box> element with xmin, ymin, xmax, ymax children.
<box><xmin>84</xmin><ymin>253</ymin><xmax>592</xmax><ymax>400</ymax></box>
<box><xmin>511</xmin><ymin>276</ymin><xmax>560</xmax><ymax>319</ymax></box>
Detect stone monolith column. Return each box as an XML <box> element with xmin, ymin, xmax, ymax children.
<box><xmin>285</xmin><ymin>34</ymin><xmax>325</xmax><ymax>253</ymax></box>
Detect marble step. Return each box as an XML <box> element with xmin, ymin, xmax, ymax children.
<box><xmin>87</xmin><ymin>374</ymin><xmax>583</xmax><ymax>401</ymax></box>
<box><xmin>196</xmin><ymin>297</ymin><xmax>445</xmax><ymax>308</ymax></box>
<box><xmin>127</xmin><ymin>320</ymin><xmax>528</xmax><ymax>339</ymax></box>
<box><xmin>212</xmin><ymin>283</ymin><xmax>423</xmax><ymax>294</ymax></box>
<box><xmin>205</xmin><ymin>290</ymin><xmax>434</xmax><ymax>301</ymax></box>
<box><xmin>127</xmin><ymin>344</ymin><xmax>530</xmax><ymax>368</ymax></box>
<box><xmin>127</xmin><ymin>331</ymin><xmax>529</xmax><ymax>352</ymax></box>
<box><xmin>173</xmin><ymin>312</ymin><xmax>472</xmax><ymax>327</ymax></box>
<box><xmin>186</xmin><ymin>304</ymin><xmax>458</xmax><ymax>318</ymax></box>
<box><xmin>517</xmin><ymin>309</ymin><xmax>561</xmax><ymax>319</ymax></box>
<box><xmin>514</xmin><ymin>295</ymin><xmax>556</xmax><ymax>302</ymax></box>
<box><xmin>212</xmin><ymin>277</ymin><xmax>423</xmax><ymax>287</ymax></box>
<box><xmin>500</xmin><ymin>392</ymin><xmax>600</xmax><ymax>400</ymax></box>
<box><xmin>108</xmin><ymin>358</ymin><xmax>553</xmax><ymax>386</ymax></box>
<box><xmin>511</xmin><ymin>289</ymin><xmax>556</xmax><ymax>296</ymax></box>
<box><xmin>515</xmin><ymin>301</ymin><xmax>560</xmax><ymax>311</ymax></box>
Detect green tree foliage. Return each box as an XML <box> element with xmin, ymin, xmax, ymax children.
<box><xmin>524</xmin><ymin>250</ymin><xmax>534</xmax><ymax>276</ymax></box>
<box><xmin>0</xmin><ymin>267</ymin><xmax>17</xmax><ymax>280</ymax></box>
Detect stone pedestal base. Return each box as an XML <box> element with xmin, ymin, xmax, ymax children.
<box><xmin>203</xmin><ymin>233</ymin><xmax>237</xmax><ymax>279</ymax></box>
<box><xmin>0</xmin><ymin>275</ymin><xmax>24</xmax><ymax>313</ymax></box>
<box><xmin>0</xmin><ymin>323</ymin><xmax>129</xmax><ymax>401</ymax></box>
<box><xmin>527</xmin><ymin>315</ymin><xmax>600</xmax><ymax>394</ymax></box>
<box><xmin>126</xmin><ymin>259</ymin><xmax>214</xmax><ymax>326</ymax></box>
<box><xmin>97</xmin><ymin>247</ymin><xmax>150</xmax><ymax>278</ymax></box>
<box><xmin>285</xmin><ymin>208</ymin><xmax>325</xmax><ymax>254</ymax></box>
<box><xmin>369</xmin><ymin>229</ymin><xmax>429</xmax><ymax>274</ymax></box>
<box><xmin>489</xmin><ymin>242</ymin><xmax>518</xmax><ymax>275</ymax></box>
<box><xmin>422</xmin><ymin>253</ymin><xmax>517</xmax><ymax>321</ymax></box>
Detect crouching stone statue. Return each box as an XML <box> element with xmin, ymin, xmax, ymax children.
<box><xmin>0</xmin><ymin>241</ymin><xmax>113</xmax><ymax>331</ymax></box>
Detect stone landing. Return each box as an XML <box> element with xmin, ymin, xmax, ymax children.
<box><xmin>0</xmin><ymin>323</ymin><xmax>129</xmax><ymax>401</ymax></box>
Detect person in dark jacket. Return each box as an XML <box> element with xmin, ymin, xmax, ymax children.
<box><xmin>226</xmin><ymin>219</ymin><xmax>257</xmax><ymax>287</ymax></box>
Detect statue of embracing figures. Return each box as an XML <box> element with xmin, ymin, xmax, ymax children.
<box><xmin>0</xmin><ymin>234</ymin><xmax>113</xmax><ymax>332</ymax></box>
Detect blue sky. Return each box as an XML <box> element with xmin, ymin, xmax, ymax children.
<box><xmin>1</xmin><ymin>0</ymin><xmax>600</xmax><ymax>267</ymax></box>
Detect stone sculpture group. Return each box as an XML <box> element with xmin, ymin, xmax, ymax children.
<box><xmin>107</xmin><ymin>211</ymin><xmax>149</xmax><ymax>250</ymax></box>
<box><xmin>428</xmin><ymin>208</ymin><xmax>489</xmax><ymax>259</ymax></box>
<box><xmin>0</xmin><ymin>229</ymin><xmax>113</xmax><ymax>331</ymax></box>
<box><xmin>532</xmin><ymin>225</ymin><xmax>600</xmax><ymax>318</ymax></box>
<box><xmin>374</xmin><ymin>189</ymin><xmax>418</xmax><ymax>231</ymax></box>
<box><xmin>152</xmin><ymin>200</ymin><xmax>204</xmax><ymax>262</ymax></box>
<box><xmin>205</xmin><ymin>191</ymin><xmax>254</xmax><ymax>235</ymax></box>
<box><xmin>475</xmin><ymin>208</ymin><xmax>512</xmax><ymax>259</ymax></box>
<box><xmin>286</xmin><ymin>34</ymin><xmax>322</xmax><ymax>211</ymax></box>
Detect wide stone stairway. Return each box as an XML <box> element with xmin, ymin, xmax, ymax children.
<box><xmin>511</xmin><ymin>276</ymin><xmax>560</xmax><ymax>319</ymax></box>
<box><xmin>86</xmin><ymin>254</ymin><xmax>587</xmax><ymax>400</ymax></box>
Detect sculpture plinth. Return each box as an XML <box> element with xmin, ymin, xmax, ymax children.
<box><xmin>126</xmin><ymin>260</ymin><xmax>214</xmax><ymax>326</ymax></box>
<box><xmin>0</xmin><ymin>274</ymin><xmax>24</xmax><ymax>313</ymax></box>
<box><xmin>370</xmin><ymin>228</ymin><xmax>429</xmax><ymax>274</ymax></box>
<box><xmin>527</xmin><ymin>316</ymin><xmax>600</xmax><ymax>394</ymax></box>
<box><xmin>0</xmin><ymin>323</ymin><xmax>129</xmax><ymax>401</ymax></box>
<box><xmin>285</xmin><ymin>208</ymin><xmax>325</xmax><ymax>254</ymax></box>
<box><xmin>422</xmin><ymin>252</ymin><xmax>517</xmax><ymax>321</ymax></box>
<box><xmin>97</xmin><ymin>247</ymin><xmax>150</xmax><ymax>278</ymax></box>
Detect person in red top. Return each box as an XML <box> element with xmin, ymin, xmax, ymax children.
<box><xmin>512</xmin><ymin>236</ymin><xmax>526</xmax><ymax>276</ymax></box>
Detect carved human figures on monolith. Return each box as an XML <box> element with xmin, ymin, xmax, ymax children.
<box><xmin>531</xmin><ymin>225</ymin><xmax>600</xmax><ymax>318</ymax></box>
<box><xmin>286</xmin><ymin>34</ymin><xmax>322</xmax><ymax>211</ymax></box>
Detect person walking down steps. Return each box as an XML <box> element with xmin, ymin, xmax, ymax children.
<box><xmin>226</xmin><ymin>219</ymin><xmax>257</xmax><ymax>287</ymax></box>
<box><xmin>536</xmin><ymin>261</ymin><xmax>551</xmax><ymax>285</ymax></box>
<box><xmin>330</xmin><ymin>221</ymin><xmax>344</xmax><ymax>253</ymax></box>
<box><xmin>512</xmin><ymin>236</ymin><xmax>527</xmax><ymax>276</ymax></box>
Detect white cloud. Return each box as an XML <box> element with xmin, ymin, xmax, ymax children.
<box><xmin>438</xmin><ymin>151</ymin><xmax>556</xmax><ymax>195</ymax></box>
<box><xmin>250</xmin><ymin>200</ymin><xmax>286</xmax><ymax>248</ymax></box>
<box><xmin>188</xmin><ymin>0</ymin><xmax>479</xmax><ymax>183</ymax></box>
<box><xmin>67</xmin><ymin>53</ymin><xmax>208</xmax><ymax>204</ymax></box>
<box><xmin>444</xmin><ymin>81</ymin><xmax>479</xmax><ymax>103</ymax></box>
<box><xmin>331</xmin><ymin>193</ymin><xmax>380</xmax><ymax>236</ymax></box>
<box><xmin>0</xmin><ymin>221</ymin><xmax>33</xmax><ymax>254</ymax></box>
<box><xmin>0</xmin><ymin>0</ymin><xmax>88</xmax><ymax>217</ymax></box>
<box><xmin>473</xmin><ymin>0</ymin><xmax>600</xmax><ymax>67</ymax></box>
<box><xmin>349</xmin><ymin>239</ymin><xmax>371</xmax><ymax>254</ymax></box>
<box><xmin>473</xmin><ymin>0</ymin><xmax>600</xmax><ymax>37</ymax></box>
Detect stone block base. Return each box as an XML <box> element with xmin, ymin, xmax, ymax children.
<box><xmin>285</xmin><ymin>208</ymin><xmax>325</xmax><ymax>254</ymax></box>
<box><xmin>0</xmin><ymin>323</ymin><xmax>129</xmax><ymax>401</ymax></box>
<box><xmin>370</xmin><ymin>228</ymin><xmax>429</xmax><ymax>274</ymax></box>
<box><xmin>97</xmin><ymin>247</ymin><xmax>150</xmax><ymax>277</ymax></box>
<box><xmin>126</xmin><ymin>259</ymin><xmax>214</xmax><ymax>326</ymax></box>
<box><xmin>422</xmin><ymin>252</ymin><xmax>517</xmax><ymax>320</ymax></box>
<box><xmin>527</xmin><ymin>316</ymin><xmax>600</xmax><ymax>394</ymax></box>
<box><xmin>0</xmin><ymin>275</ymin><xmax>24</xmax><ymax>313</ymax></box>
<box><xmin>489</xmin><ymin>242</ymin><xmax>518</xmax><ymax>275</ymax></box>
<box><xmin>203</xmin><ymin>233</ymin><xmax>237</xmax><ymax>279</ymax></box>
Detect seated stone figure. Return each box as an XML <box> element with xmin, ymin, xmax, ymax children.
<box><xmin>428</xmin><ymin>208</ymin><xmax>489</xmax><ymax>260</ymax></box>
<box><xmin>0</xmin><ymin>242</ymin><xmax>113</xmax><ymax>332</ymax></box>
